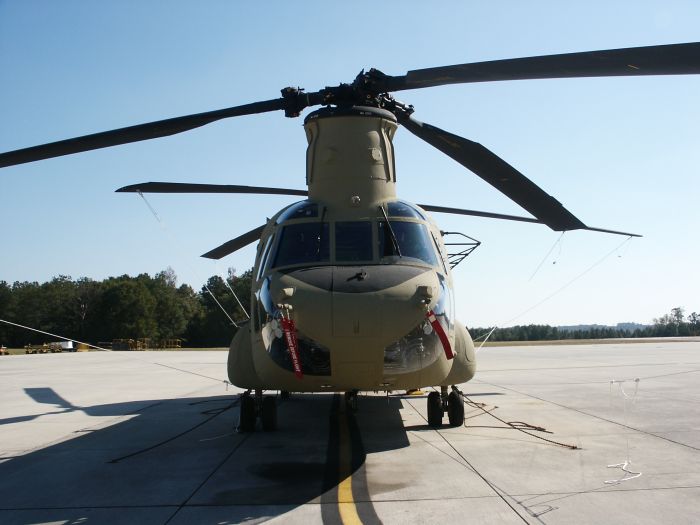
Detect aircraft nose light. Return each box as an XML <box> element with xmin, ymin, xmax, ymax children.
<box><xmin>276</xmin><ymin>287</ymin><xmax>295</xmax><ymax>304</ymax></box>
<box><xmin>417</xmin><ymin>285</ymin><xmax>434</xmax><ymax>305</ymax></box>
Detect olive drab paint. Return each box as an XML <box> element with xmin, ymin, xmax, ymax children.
<box><xmin>228</xmin><ymin>106</ymin><xmax>476</xmax><ymax>392</ymax></box>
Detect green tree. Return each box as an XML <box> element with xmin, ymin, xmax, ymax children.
<box><xmin>186</xmin><ymin>269</ymin><xmax>252</xmax><ymax>347</ymax></box>
<box><xmin>40</xmin><ymin>276</ymin><xmax>81</xmax><ymax>339</ymax></box>
<box><xmin>91</xmin><ymin>275</ymin><xmax>158</xmax><ymax>341</ymax></box>
<box><xmin>10</xmin><ymin>281</ymin><xmax>44</xmax><ymax>345</ymax></box>
<box><xmin>72</xmin><ymin>278</ymin><xmax>102</xmax><ymax>340</ymax></box>
<box><xmin>671</xmin><ymin>307</ymin><xmax>685</xmax><ymax>324</ymax></box>
<box><xmin>688</xmin><ymin>312</ymin><xmax>700</xmax><ymax>336</ymax></box>
<box><xmin>0</xmin><ymin>280</ymin><xmax>15</xmax><ymax>345</ymax></box>
<box><xmin>149</xmin><ymin>268</ymin><xmax>201</xmax><ymax>340</ymax></box>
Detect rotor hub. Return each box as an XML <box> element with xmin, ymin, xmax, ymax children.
<box><xmin>304</xmin><ymin>105</ymin><xmax>397</xmax><ymax>124</ymax></box>
<box><xmin>303</xmin><ymin>105</ymin><xmax>398</xmax><ymax>208</ymax></box>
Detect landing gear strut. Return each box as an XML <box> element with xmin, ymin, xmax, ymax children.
<box><xmin>261</xmin><ymin>396</ymin><xmax>277</xmax><ymax>431</ymax></box>
<box><xmin>237</xmin><ymin>389</ymin><xmax>278</xmax><ymax>432</ymax></box>
<box><xmin>427</xmin><ymin>386</ymin><xmax>464</xmax><ymax>427</ymax></box>
<box><xmin>238</xmin><ymin>391</ymin><xmax>256</xmax><ymax>432</ymax></box>
<box><xmin>345</xmin><ymin>390</ymin><xmax>359</xmax><ymax>412</ymax></box>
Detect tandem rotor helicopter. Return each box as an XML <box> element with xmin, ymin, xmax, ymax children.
<box><xmin>2</xmin><ymin>42</ymin><xmax>699</xmax><ymax>431</ymax></box>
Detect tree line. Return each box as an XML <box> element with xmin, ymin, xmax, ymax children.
<box><xmin>1</xmin><ymin>269</ymin><xmax>697</xmax><ymax>347</ymax></box>
<box><xmin>470</xmin><ymin>307</ymin><xmax>700</xmax><ymax>342</ymax></box>
<box><xmin>0</xmin><ymin>268</ymin><xmax>251</xmax><ymax>348</ymax></box>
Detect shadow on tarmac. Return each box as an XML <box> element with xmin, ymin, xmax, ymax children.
<box><xmin>0</xmin><ymin>388</ymin><xmax>411</xmax><ymax>524</ymax></box>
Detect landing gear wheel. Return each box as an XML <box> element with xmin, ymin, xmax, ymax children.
<box><xmin>238</xmin><ymin>395</ymin><xmax>256</xmax><ymax>432</ymax></box>
<box><xmin>427</xmin><ymin>391</ymin><xmax>444</xmax><ymax>427</ymax></box>
<box><xmin>261</xmin><ymin>396</ymin><xmax>277</xmax><ymax>431</ymax></box>
<box><xmin>447</xmin><ymin>390</ymin><xmax>464</xmax><ymax>427</ymax></box>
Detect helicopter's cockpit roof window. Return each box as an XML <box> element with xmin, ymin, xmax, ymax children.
<box><xmin>335</xmin><ymin>221</ymin><xmax>372</xmax><ymax>262</ymax></box>
<box><xmin>272</xmin><ymin>222</ymin><xmax>329</xmax><ymax>268</ymax></box>
<box><xmin>275</xmin><ymin>200</ymin><xmax>318</xmax><ymax>224</ymax></box>
<box><xmin>379</xmin><ymin>220</ymin><xmax>439</xmax><ymax>267</ymax></box>
<box><xmin>386</xmin><ymin>200</ymin><xmax>425</xmax><ymax>220</ymax></box>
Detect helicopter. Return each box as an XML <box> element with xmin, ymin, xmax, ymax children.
<box><xmin>2</xmin><ymin>42</ymin><xmax>699</xmax><ymax>432</ymax></box>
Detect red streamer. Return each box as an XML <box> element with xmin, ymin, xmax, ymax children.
<box><xmin>426</xmin><ymin>309</ymin><xmax>454</xmax><ymax>360</ymax></box>
<box><xmin>280</xmin><ymin>317</ymin><xmax>303</xmax><ymax>378</ymax></box>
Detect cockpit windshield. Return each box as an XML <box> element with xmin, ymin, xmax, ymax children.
<box><xmin>379</xmin><ymin>220</ymin><xmax>439</xmax><ymax>266</ymax></box>
<box><xmin>272</xmin><ymin>222</ymin><xmax>329</xmax><ymax>267</ymax></box>
<box><xmin>335</xmin><ymin>221</ymin><xmax>372</xmax><ymax>262</ymax></box>
<box><xmin>267</xmin><ymin>201</ymin><xmax>441</xmax><ymax>270</ymax></box>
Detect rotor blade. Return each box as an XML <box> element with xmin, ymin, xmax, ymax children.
<box><xmin>418</xmin><ymin>203</ymin><xmax>541</xmax><ymax>224</ymax></box>
<box><xmin>401</xmin><ymin>114</ymin><xmax>586</xmax><ymax>231</ymax></box>
<box><xmin>420</xmin><ymin>203</ymin><xmax>640</xmax><ymax>237</ymax></box>
<box><xmin>117</xmin><ymin>181</ymin><xmax>308</xmax><ymax>197</ymax></box>
<box><xmin>385</xmin><ymin>42</ymin><xmax>700</xmax><ymax>91</ymax></box>
<box><xmin>0</xmin><ymin>98</ymin><xmax>286</xmax><ymax>168</ymax></box>
<box><xmin>201</xmin><ymin>225</ymin><xmax>266</xmax><ymax>260</ymax></box>
<box><xmin>582</xmin><ymin>226</ymin><xmax>641</xmax><ymax>238</ymax></box>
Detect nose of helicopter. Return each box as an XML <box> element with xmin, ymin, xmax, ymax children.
<box><xmin>271</xmin><ymin>264</ymin><xmax>444</xmax><ymax>347</ymax></box>
<box><xmin>256</xmin><ymin>264</ymin><xmax>453</xmax><ymax>389</ymax></box>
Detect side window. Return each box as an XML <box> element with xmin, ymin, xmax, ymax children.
<box><xmin>256</xmin><ymin>234</ymin><xmax>274</xmax><ymax>281</ymax></box>
<box><xmin>431</xmin><ymin>232</ymin><xmax>449</xmax><ymax>274</ymax></box>
<box><xmin>335</xmin><ymin>221</ymin><xmax>372</xmax><ymax>262</ymax></box>
<box><xmin>272</xmin><ymin>222</ymin><xmax>330</xmax><ymax>268</ymax></box>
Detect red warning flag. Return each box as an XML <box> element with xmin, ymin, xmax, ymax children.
<box><xmin>426</xmin><ymin>309</ymin><xmax>454</xmax><ymax>360</ymax></box>
<box><xmin>280</xmin><ymin>317</ymin><xmax>303</xmax><ymax>378</ymax></box>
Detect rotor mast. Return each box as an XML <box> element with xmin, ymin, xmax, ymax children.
<box><xmin>303</xmin><ymin>106</ymin><xmax>399</xmax><ymax>209</ymax></box>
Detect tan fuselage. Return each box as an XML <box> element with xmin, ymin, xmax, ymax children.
<box><xmin>228</xmin><ymin>107</ymin><xmax>476</xmax><ymax>392</ymax></box>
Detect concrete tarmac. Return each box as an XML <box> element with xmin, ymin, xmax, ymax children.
<box><xmin>0</xmin><ymin>341</ymin><xmax>698</xmax><ymax>524</ymax></box>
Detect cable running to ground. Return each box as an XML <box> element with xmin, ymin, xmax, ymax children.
<box><xmin>404</xmin><ymin>397</ymin><xmax>530</xmax><ymax>524</ymax></box>
<box><xmin>136</xmin><ymin>190</ymin><xmax>239</xmax><ymax>328</ymax></box>
<box><xmin>0</xmin><ymin>318</ymin><xmax>111</xmax><ymax>351</ymax></box>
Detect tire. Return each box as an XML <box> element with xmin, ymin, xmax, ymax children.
<box><xmin>447</xmin><ymin>391</ymin><xmax>464</xmax><ymax>427</ymax></box>
<box><xmin>238</xmin><ymin>395</ymin><xmax>256</xmax><ymax>432</ymax></box>
<box><xmin>427</xmin><ymin>391</ymin><xmax>443</xmax><ymax>427</ymax></box>
<box><xmin>261</xmin><ymin>396</ymin><xmax>277</xmax><ymax>432</ymax></box>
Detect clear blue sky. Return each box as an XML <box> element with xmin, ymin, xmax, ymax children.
<box><xmin>1</xmin><ymin>1</ymin><xmax>699</xmax><ymax>327</ymax></box>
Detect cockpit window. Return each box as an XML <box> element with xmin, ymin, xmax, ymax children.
<box><xmin>335</xmin><ymin>221</ymin><xmax>372</xmax><ymax>262</ymax></box>
<box><xmin>386</xmin><ymin>200</ymin><xmax>425</xmax><ymax>219</ymax></box>
<box><xmin>378</xmin><ymin>221</ymin><xmax>439</xmax><ymax>266</ymax></box>
<box><xmin>256</xmin><ymin>234</ymin><xmax>275</xmax><ymax>280</ymax></box>
<box><xmin>272</xmin><ymin>222</ymin><xmax>329</xmax><ymax>268</ymax></box>
<box><xmin>275</xmin><ymin>200</ymin><xmax>318</xmax><ymax>224</ymax></box>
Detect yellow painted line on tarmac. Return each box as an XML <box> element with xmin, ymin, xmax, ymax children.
<box><xmin>337</xmin><ymin>407</ymin><xmax>362</xmax><ymax>525</ymax></box>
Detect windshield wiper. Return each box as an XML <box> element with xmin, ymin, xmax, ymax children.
<box><xmin>317</xmin><ymin>206</ymin><xmax>327</xmax><ymax>257</ymax></box>
<box><xmin>379</xmin><ymin>205</ymin><xmax>402</xmax><ymax>257</ymax></box>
